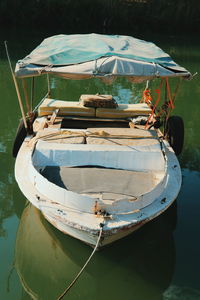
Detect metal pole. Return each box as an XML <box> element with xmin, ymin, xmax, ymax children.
<box><xmin>4</xmin><ymin>41</ymin><xmax>28</xmax><ymax>130</ymax></box>
<box><xmin>22</xmin><ymin>78</ymin><xmax>31</xmax><ymax>116</ymax></box>
<box><xmin>31</xmin><ymin>77</ymin><xmax>35</xmax><ymax>111</ymax></box>
<box><xmin>47</xmin><ymin>73</ymin><xmax>51</xmax><ymax>98</ymax></box>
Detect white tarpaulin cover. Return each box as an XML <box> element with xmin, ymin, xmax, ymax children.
<box><xmin>15</xmin><ymin>33</ymin><xmax>191</xmax><ymax>81</ymax></box>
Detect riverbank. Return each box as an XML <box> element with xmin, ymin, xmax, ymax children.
<box><xmin>0</xmin><ymin>0</ymin><xmax>199</xmax><ymax>34</ymax></box>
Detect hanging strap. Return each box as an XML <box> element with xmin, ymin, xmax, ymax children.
<box><xmin>140</xmin><ymin>88</ymin><xmax>153</xmax><ymax>105</ymax></box>
<box><xmin>166</xmin><ymin>77</ymin><xmax>174</xmax><ymax>109</ymax></box>
<box><xmin>145</xmin><ymin>78</ymin><xmax>164</xmax><ymax>128</ymax></box>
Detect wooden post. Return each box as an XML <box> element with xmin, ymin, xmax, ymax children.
<box><xmin>22</xmin><ymin>78</ymin><xmax>32</xmax><ymax>116</ymax></box>
<box><xmin>31</xmin><ymin>77</ymin><xmax>35</xmax><ymax>111</ymax></box>
<box><xmin>4</xmin><ymin>41</ymin><xmax>28</xmax><ymax>130</ymax></box>
<box><xmin>47</xmin><ymin>74</ymin><xmax>51</xmax><ymax>98</ymax></box>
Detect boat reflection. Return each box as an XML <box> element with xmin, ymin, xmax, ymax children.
<box><xmin>15</xmin><ymin>202</ymin><xmax>177</xmax><ymax>300</ymax></box>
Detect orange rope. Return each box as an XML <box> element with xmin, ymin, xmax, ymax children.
<box><xmin>142</xmin><ymin>77</ymin><xmax>181</xmax><ymax>130</ymax></box>
<box><xmin>140</xmin><ymin>89</ymin><xmax>153</xmax><ymax>106</ymax></box>
<box><xmin>166</xmin><ymin>77</ymin><xmax>175</xmax><ymax>109</ymax></box>
<box><xmin>144</xmin><ymin>79</ymin><xmax>164</xmax><ymax>129</ymax></box>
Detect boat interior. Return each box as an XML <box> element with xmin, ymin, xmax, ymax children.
<box><xmin>33</xmin><ymin>96</ymin><xmax>160</xmax><ymax>144</ymax></box>
<box><xmin>31</xmin><ymin>95</ymin><xmax>166</xmax><ymax>201</ymax></box>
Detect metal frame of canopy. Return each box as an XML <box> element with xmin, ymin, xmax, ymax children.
<box><xmin>15</xmin><ymin>55</ymin><xmax>191</xmax><ymax>80</ymax></box>
<box><xmin>6</xmin><ymin>34</ymin><xmax>192</xmax><ymax>134</ymax></box>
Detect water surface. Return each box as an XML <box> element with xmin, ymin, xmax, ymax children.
<box><xmin>0</xmin><ymin>32</ymin><xmax>200</xmax><ymax>300</ymax></box>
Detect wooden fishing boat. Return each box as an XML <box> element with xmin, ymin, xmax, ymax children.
<box><xmin>10</xmin><ymin>34</ymin><xmax>191</xmax><ymax>248</ymax></box>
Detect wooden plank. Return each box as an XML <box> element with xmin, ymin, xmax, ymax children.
<box><xmin>48</xmin><ymin>109</ymin><xmax>59</xmax><ymax>125</ymax></box>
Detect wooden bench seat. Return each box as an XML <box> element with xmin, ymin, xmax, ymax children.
<box><xmin>38</xmin><ymin>98</ymin><xmax>151</xmax><ymax>119</ymax></box>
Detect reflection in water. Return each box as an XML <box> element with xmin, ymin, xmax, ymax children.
<box><xmin>0</xmin><ymin>157</ymin><xmax>25</xmax><ymax>238</ymax></box>
<box><xmin>15</xmin><ymin>202</ymin><xmax>177</xmax><ymax>300</ymax></box>
<box><xmin>1</xmin><ymin>36</ymin><xmax>200</xmax><ymax>299</ymax></box>
<box><xmin>50</xmin><ymin>76</ymin><xmax>144</xmax><ymax>105</ymax></box>
<box><xmin>180</xmin><ymin>147</ymin><xmax>200</xmax><ymax>172</ymax></box>
<box><xmin>0</xmin><ymin>148</ymin><xmax>14</xmax><ymax>237</ymax></box>
<box><xmin>163</xmin><ymin>285</ymin><xmax>200</xmax><ymax>300</ymax></box>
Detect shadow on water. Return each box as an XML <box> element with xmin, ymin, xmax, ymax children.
<box><xmin>15</xmin><ymin>202</ymin><xmax>177</xmax><ymax>300</ymax></box>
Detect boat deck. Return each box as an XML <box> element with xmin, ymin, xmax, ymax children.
<box><xmin>33</xmin><ymin>102</ymin><xmax>164</xmax><ymax>200</ymax></box>
<box><xmin>32</xmin><ymin>126</ymin><xmax>160</xmax><ymax>147</ymax></box>
<box><xmin>40</xmin><ymin>166</ymin><xmax>158</xmax><ymax>200</ymax></box>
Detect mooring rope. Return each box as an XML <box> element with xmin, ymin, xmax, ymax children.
<box><xmin>56</xmin><ymin>223</ymin><xmax>104</xmax><ymax>300</ymax></box>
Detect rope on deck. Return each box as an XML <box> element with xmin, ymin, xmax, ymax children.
<box><xmin>56</xmin><ymin>223</ymin><xmax>104</xmax><ymax>300</ymax></box>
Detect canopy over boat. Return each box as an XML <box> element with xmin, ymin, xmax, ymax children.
<box><xmin>15</xmin><ymin>33</ymin><xmax>191</xmax><ymax>81</ymax></box>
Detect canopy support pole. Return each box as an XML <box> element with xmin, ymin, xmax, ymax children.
<box><xmin>4</xmin><ymin>41</ymin><xmax>28</xmax><ymax>130</ymax></box>
<box><xmin>47</xmin><ymin>74</ymin><xmax>51</xmax><ymax>98</ymax></box>
<box><xmin>22</xmin><ymin>78</ymin><xmax>32</xmax><ymax>117</ymax></box>
<box><xmin>31</xmin><ymin>77</ymin><xmax>35</xmax><ymax>112</ymax></box>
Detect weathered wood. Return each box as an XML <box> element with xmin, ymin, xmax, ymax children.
<box><xmin>48</xmin><ymin>109</ymin><xmax>59</xmax><ymax>125</ymax></box>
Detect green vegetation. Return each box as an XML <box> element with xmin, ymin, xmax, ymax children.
<box><xmin>0</xmin><ymin>0</ymin><xmax>199</xmax><ymax>34</ymax></box>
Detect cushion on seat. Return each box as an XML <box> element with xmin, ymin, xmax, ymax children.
<box><xmin>38</xmin><ymin>98</ymin><xmax>95</xmax><ymax>117</ymax></box>
<box><xmin>96</xmin><ymin>103</ymin><xmax>151</xmax><ymax>119</ymax></box>
<box><xmin>80</xmin><ymin>94</ymin><xmax>118</xmax><ymax>108</ymax></box>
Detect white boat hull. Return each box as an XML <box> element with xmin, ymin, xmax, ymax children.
<box><xmin>15</xmin><ymin>135</ymin><xmax>181</xmax><ymax>248</ymax></box>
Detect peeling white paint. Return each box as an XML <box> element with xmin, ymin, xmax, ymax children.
<box><xmin>15</xmin><ymin>132</ymin><xmax>182</xmax><ymax>248</ymax></box>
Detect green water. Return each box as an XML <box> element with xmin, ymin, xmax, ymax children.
<box><xmin>0</xmin><ymin>33</ymin><xmax>200</xmax><ymax>300</ymax></box>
